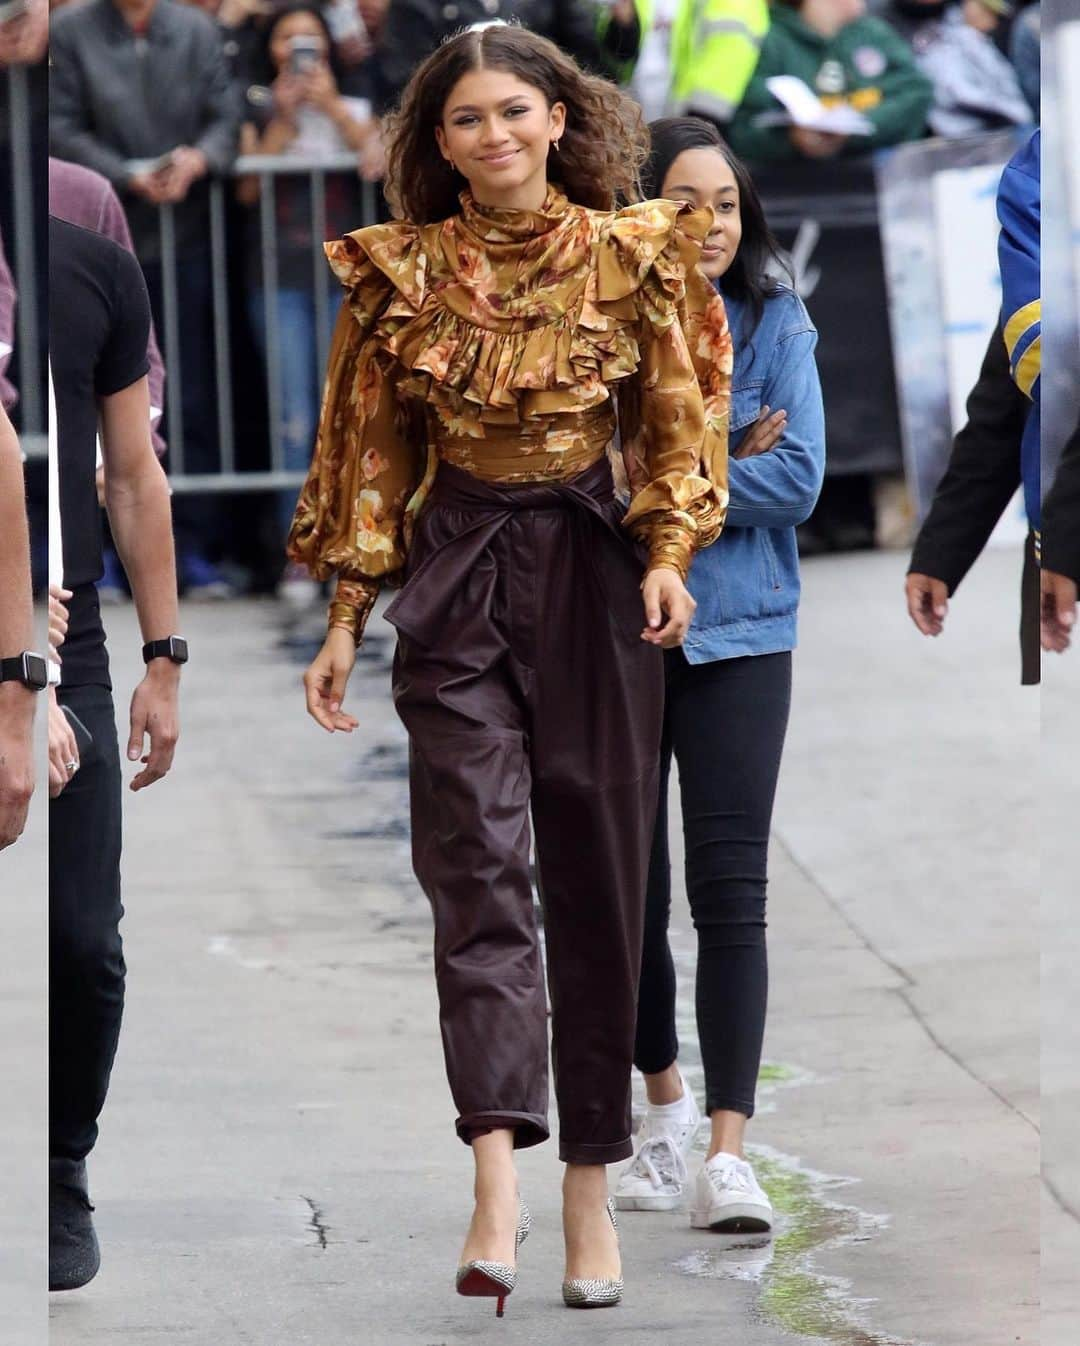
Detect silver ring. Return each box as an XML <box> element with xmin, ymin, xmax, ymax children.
<box><xmin>65</xmin><ymin>759</ymin><xmax>78</xmax><ymax>774</ymax></box>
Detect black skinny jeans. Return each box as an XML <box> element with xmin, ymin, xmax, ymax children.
<box><xmin>633</xmin><ymin>649</ymin><xmax>791</xmax><ymax>1118</ymax></box>
<box><xmin>50</xmin><ymin>683</ymin><xmax>125</xmax><ymax>1162</ymax></box>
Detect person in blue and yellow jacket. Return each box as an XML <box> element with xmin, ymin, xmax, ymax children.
<box><xmin>997</xmin><ymin>128</ymin><xmax>1040</xmax><ymax>545</ymax></box>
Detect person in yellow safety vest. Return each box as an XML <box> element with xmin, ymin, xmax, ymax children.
<box><xmin>670</xmin><ymin>0</ymin><xmax>770</xmax><ymax>121</ymax></box>
<box><xmin>601</xmin><ymin>0</ymin><xmax>769</xmax><ymax>125</ymax></box>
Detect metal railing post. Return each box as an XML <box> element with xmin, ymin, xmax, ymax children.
<box><xmin>311</xmin><ymin>168</ymin><xmax>331</xmax><ymax>390</ymax></box>
<box><xmin>159</xmin><ymin>202</ymin><xmax>185</xmax><ymax>472</ymax></box>
<box><xmin>161</xmin><ymin>152</ymin><xmax>368</xmax><ymax>494</ymax></box>
<box><xmin>210</xmin><ymin>177</ymin><xmax>236</xmax><ymax>475</ymax></box>
<box><xmin>258</xmin><ymin>171</ymin><xmax>283</xmax><ymax>475</ymax></box>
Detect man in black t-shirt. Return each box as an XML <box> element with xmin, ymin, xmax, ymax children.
<box><xmin>0</xmin><ymin>405</ymin><xmax>38</xmax><ymax>848</ymax></box>
<box><xmin>49</xmin><ymin>215</ymin><xmax>184</xmax><ymax>1292</ymax></box>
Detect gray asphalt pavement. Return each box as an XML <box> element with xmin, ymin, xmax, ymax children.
<box><xmin>1</xmin><ymin>710</ymin><xmax>47</xmax><ymax>1346</ymax></box>
<box><xmin>1041</xmin><ymin>654</ymin><xmax>1079</xmax><ymax>1346</ymax></box>
<box><xmin>45</xmin><ymin>547</ymin><xmax>1040</xmax><ymax>1346</ymax></box>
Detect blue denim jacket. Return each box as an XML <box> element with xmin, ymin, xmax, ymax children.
<box><xmin>683</xmin><ymin>286</ymin><xmax>826</xmax><ymax>664</ymax></box>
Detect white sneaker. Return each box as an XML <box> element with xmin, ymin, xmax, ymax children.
<box><xmin>690</xmin><ymin>1152</ymin><xmax>773</xmax><ymax>1233</ymax></box>
<box><xmin>615</xmin><ymin>1079</ymin><xmax>701</xmax><ymax>1211</ymax></box>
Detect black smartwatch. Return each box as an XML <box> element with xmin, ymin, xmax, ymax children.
<box><xmin>0</xmin><ymin>651</ymin><xmax>49</xmax><ymax>691</ymax></box>
<box><xmin>142</xmin><ymin>636</ymin><xmax>189</xmax><ymax>666</ymax></box>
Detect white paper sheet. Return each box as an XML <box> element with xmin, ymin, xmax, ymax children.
<box><xmin>764</xmin><ymin>76</ymin><xmax>874</xmax><ymax>136</ymax></box>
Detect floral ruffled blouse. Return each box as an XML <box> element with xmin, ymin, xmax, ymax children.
<box><xmin>287</xmin><ymin>187</ymin><xmax>733</xmax><ymax>640</ymax></box>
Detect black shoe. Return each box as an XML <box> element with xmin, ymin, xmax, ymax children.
<box><xmin>50</xmin><ymin>1158</ymin><xmax>101</xmax><ymax>1291</ymax></box>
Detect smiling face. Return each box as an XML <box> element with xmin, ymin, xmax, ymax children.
<box><xmin>435</xmin><ymin>68</ymin><xmax>566</xmax><ymax>212</ymax></box>
<box><xmin>660</xmin><ymin>146</ymin><xmax>742</xmax><ymax>281</ymax></box>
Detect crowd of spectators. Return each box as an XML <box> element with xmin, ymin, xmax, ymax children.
<box><xmin>41</xmin><ymin>0</ymin><xmax>1040</xmax><ymax>591</ymax></box>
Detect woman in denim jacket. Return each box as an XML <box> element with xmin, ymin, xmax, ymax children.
<box><xmin>615</xmin><ymin>118</ymin><xmax>826</xmax><ymax>1232</ymax></box>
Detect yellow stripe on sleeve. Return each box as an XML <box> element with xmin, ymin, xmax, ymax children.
<box><xmin>1004</xmin><ymin>299</ymin><xmax>1041</xmax><ymax>360</ymax></box>
<box><xmin>1015</xmin><ymin>334</ymin><xmax>1041</xmax><ymax>399</ymax></box>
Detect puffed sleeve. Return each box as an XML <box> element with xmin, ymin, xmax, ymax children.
<box><xmin>286</xmin><ymin>224</ymin><xmax>433</xmax><ymax>642</ymax></box>
<box><xmin>599</xmin><ymin>201</ymin><xmax>730</xmax><ymax>580</ymax></box>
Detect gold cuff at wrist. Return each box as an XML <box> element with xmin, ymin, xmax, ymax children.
<box><xmin>328</xmin><ymin>577</ymin><xmax>380</xmax><ymax>646</ymax></box>
<box><xmin>647</xmin><ymin>533</ymin><xmax>692</xmax><ymax>584</ymax></box>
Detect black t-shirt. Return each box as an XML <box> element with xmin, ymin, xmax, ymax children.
<box><xmin>49</xmin><ymin>216</ymin><xmax>151</xmax><ymax>688</ymax></box>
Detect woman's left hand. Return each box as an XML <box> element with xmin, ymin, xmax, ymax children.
<box><xmin>641</xmin><ymin>568</ymin><xmax>696</xmax><ymax>648</ymax></box>
<box><xmin>47</xmin><ymin>687</ymin><xmax>80</xmax><ymax>799</ymax></box>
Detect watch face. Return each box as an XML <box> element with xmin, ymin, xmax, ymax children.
<box><xmin>169</xmin><ymin>636</ymin><xmax>189</xmax><ymax>664</ymax></box>
<box><xmin>22</xmin><ymin>652</ymin><xmax>48</xmax><ymax>690</ymax></box>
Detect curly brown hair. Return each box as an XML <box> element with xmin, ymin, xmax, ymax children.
<box><xmin>384</xmin><ymin>24</ymin><xmax>649</xmax><ymax>223</ymax></box>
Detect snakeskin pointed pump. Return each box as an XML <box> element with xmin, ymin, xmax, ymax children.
<box><xmin>562</xmin><ymin>1197</ymin><xmax>623</xmax><ymax>1308</ymax></box>
<box><xmin>455</xmin><ymin>1199</ymin><xmax>531</xmax><ymax>1318</ymax></box>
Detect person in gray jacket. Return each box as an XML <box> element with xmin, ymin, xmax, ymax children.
<box><xmin>49</xmin><ymin>0</ymin><xmax>240</xmax><ymax>597</ymax></box>
<box><xmin>908</xmin><ymin>0</ymin><xmax>1034</xmax><ymax>137</ymax></box>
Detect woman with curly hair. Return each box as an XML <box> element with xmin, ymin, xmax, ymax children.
<box><xmin>287</xmin><ymin>24</ymin><xmax>731</xmax><ymax>1313</ymax></box>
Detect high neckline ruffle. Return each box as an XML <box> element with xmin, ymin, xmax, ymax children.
<box><xmin>457</xmin><ymin>186</ymin><xmax>572</xmax><ymax>246</ymax></box>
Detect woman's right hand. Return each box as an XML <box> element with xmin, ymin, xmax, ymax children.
<box><xmin>303</xmin><ymin>627</ymin><xmax>360</xmax><ymax>733</ymax></box>
<box><xmin>272</xmin><ymin>71</ymin><xmax>304</xmax><ymax>119</ymax></box>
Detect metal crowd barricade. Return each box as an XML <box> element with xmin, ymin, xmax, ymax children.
<box><xmin>5</xmin><ymin>62</ymin><xmax>45</xmax><ymax>459</ymax></box>
<box><xmin>157</xmin><ymin>152</ymin><xmax>378</xmax><ymax>495</ymax></box>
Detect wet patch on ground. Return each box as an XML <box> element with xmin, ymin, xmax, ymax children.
<box><xmin>674</xmin><ymin>1146</ymin><xmax>913</xmax><ymax>1346</ymax></box>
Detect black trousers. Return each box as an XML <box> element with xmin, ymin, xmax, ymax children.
<box><xmin>1020</xmin><ymin>528</ymin><xmax>1039</xmax><ymax>686</ymax></box>
<box><xmin>389</xmin><ymin>459</ymin><xmax>663</xmax><ymax>1165</ymax></box>
<box><xmin>50</xmin><ymin>684</ymin><xmax>125</xmax><ymax>1162</ymax></box>
<box><xmin>634</xmin><ymin>650</ymin><xmax>791</xmax><ymax>1118</ymax></box>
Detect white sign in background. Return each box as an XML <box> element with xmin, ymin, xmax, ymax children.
<box><xmin>932</xmin><ymin>163</ymin><xmax>1006</xmax><ymax>434</ymax></box>
<box><xmin>932</xmin><ymin>160</ymin><xmax>1027</xmax><ymax>546</ymax></box>
<box><xmin>1062</xmin><ymin>22</ymin><xmax>1080</xmax><ymax>333</ymax></box>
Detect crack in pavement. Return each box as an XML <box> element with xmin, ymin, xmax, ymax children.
<box><xmin>773</xmin><ymin>834</ymin><xmax>917</xmax><ymax>989</ymax></box>
<box><xmin>302</xmin><ymin>1196</ymin><xmax>329</xmax><ymax>1249</ymax></box>
<box><xmin>1043</xmin><ymin>1173</ymin><xmax>1080</xmax><ymax>1226</ymax></box>
<box><xmin>772</xmin><ymin>833</ymin><xmax>1037</xmax><ymax>1134</ymax></box>
<box><xmin>895</xmin><ymin>987</ymin><xmax>1037</xmax><ymax>1133</ymax></box>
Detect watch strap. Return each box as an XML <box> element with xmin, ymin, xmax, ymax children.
<box><xmin>142</xmin><ymin>636</ymin><xmax>188</xmax><ymax>665</ymax></box>
<box><xmin>0</xmin><ymin>652</ymin><xmax>49</xmax><ymax>690</ymax></box>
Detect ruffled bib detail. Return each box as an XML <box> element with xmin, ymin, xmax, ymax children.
<box><xmin>326</xmin><ymin>194</ymin><xmax>711</xmax><ymax>425</ymax></box>
<box><xmin>287</xmin><ymin>191</ymin><xmax>729</xmax><ymax>630</ymax></box>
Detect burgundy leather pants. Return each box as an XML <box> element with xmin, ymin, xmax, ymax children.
<box><xmin>386</xmin><ymin>458</ymin><xmax>663</xmax><ymax>1164</ymax></box>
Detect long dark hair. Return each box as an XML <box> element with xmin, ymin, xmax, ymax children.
<box><xmin>384</xmin><ymin>24</ymin><xmax>649</xmax><ymax>224</ymax></box>
<box><xmin>252</xmin><ymin>3</ymin><xmax>346</xmax><ymax>88</ymax></box>
<box><xmin>644</xmin><ymin>117</ymin><xmax>790</xmax><ymax>341</ymax></box>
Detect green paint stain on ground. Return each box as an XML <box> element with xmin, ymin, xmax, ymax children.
<box><xmin>757</xmin><ymin>1061</ymin><xmax>797</xmax><ymax>1085</ymax></box>
<box><xmin>751</xmin><ymin>1153</ymin><xmax>902</xmax><ymax>1345</ymax></box>
<box><xmin>677</xmin><ymin>1148</ymin><xmax>913</xmax><ymax>1346</ymax></box>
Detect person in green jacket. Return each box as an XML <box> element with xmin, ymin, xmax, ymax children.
<box><xmin>727</xmin><ymin>0</ymin><xmax>933</xmax><ymax>162</ymax></box>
